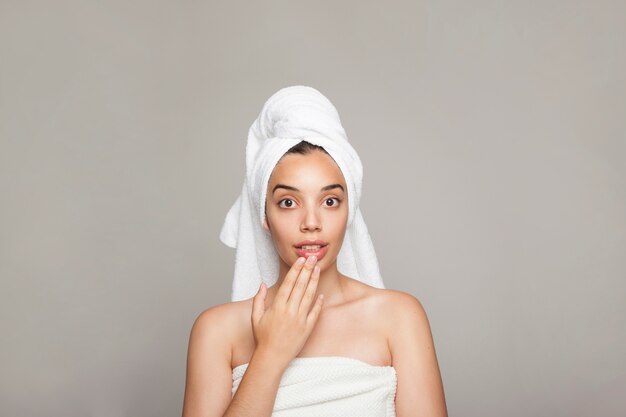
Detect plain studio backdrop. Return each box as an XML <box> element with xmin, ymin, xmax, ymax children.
<box><xmin>1</xmin><ymin>1</ymin><xmax>624</xmax><ymax>416</ymax></box>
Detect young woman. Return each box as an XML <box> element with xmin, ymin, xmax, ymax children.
<box><xmin>182</xmin><ymin>87</ymin><xmax>447</xmax><ymax>417</ymax></box>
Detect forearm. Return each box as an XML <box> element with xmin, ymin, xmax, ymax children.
<box><xmin>222</xmin><ymin>348</ymin><xmax>288</xmax><ymax>417</ymax></box>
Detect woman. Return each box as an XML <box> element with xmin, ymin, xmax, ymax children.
<box><xmin>182</xmin><ymin>86</ymin><xmax>448</xmax><ymax>417</ymax></box>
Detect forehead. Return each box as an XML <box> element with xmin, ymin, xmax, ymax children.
<box><xmin>269</xmin><ymin>150</ymin><xmax>346</xmax><ymax>186</ymax></box>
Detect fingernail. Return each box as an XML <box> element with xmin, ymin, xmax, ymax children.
<box><xmin>306</xmin><ymin>255</ymin><xmax>317</xmax><ymax>264</ymax></box>
<box><xmin>296</xmin><ymin>257</ymin><xmax>305</xmax><ymax>265</ymax></box>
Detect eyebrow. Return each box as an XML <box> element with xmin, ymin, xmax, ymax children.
<box><xmin>272</xmin><ymin>183</ymin><xmax>345</xmax><ymax>195</ymax></box>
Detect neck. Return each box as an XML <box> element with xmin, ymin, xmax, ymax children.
<box><xmin>266</xmin><ymin>259</ymin><xmax>346</xmax><ymax>308</ymax></box>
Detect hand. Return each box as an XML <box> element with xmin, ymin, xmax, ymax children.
<box><xmin>251</xmin><ymin>255</ymin><xmax>324</xmax><ymax>366</ymax></box>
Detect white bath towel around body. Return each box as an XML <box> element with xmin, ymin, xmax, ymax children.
<box><xmin>232</xmin><ymin>356</ymin><xmax>398</xmax><ymax>416</ymax></box>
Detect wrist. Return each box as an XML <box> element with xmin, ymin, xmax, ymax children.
<box><xmin>251</xmin><ymin>345</ymin><xmax>291</xmax><ymax>371</ymax></box>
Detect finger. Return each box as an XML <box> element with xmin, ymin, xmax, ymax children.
<box><xmin>274</xmin><ymin>257</ymin><xmax>306</xmax><ymax>305</ymax></box>
<box><xmin>251</xmin><ymin>282</ymin><xmax>267</xmax><ymax>325</ymax></box>
<box><xmin>287</xmin><ymin>255</ymin><xmax>317</xmax><ymax>313</ymax></box>
<box><xmin>298</xmin><ymin>264</ymin><xmax>321</xmax><ymax>316</ymax></box>
<box><xmin>306</xmin><ymin>293</ymin><xmax>324</xmax><ymax>329</ymax></box>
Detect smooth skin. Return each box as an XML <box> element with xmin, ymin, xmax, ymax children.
<box><xmin>181</xmin><ymin>149</ymin><xmax>448</xmax><ymax>417</ymax></box>
<box><xmin>251</xmin><ymin>256</ymin><xmax>324</xmax><ymax>367</ymax></box>
<box><xmin>182</xmin><ymin>255</ymin><xmax>323</xmax><ymax>417</ymax></box>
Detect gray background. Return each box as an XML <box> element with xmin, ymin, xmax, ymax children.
<box><xmin>1</xmin><ymin>1</ymin><xmax>624</xmax><ymax>416</ymax></box>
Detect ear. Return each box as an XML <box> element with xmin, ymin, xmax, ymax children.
<box><xmin>263</xmin><ymin>216</ymin><xmax>270</xmax><ymax>232</ymax></box>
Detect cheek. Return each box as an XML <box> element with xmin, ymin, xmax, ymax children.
<box><xmin>268</xmin><ymin>214</ymin><xmax>297</xmax><ymax>243</ymax></box>
<box><xmin>328</xmin><ymin>212</ymin><xmax>348</xmax><ymax>238</ymax></box>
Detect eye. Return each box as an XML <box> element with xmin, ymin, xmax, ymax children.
<box><xmin>324</xmin><ymin>197</ymin><xmax>342</xmax><ymax>207</ymax></box>
<box><xmin>278</xmin><ymin>198</ymin><xmax>296</xmax><ymax>208</ymax></box>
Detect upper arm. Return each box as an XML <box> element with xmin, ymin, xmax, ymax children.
<box><xmin>388</xmin><ymin>292</ymin><xmax>448</xmax><ymax>417</ymax></box>
<box><xmin>182</xmin><ymin>304</ymin><xmax>235</xmax><ymax>417</ymax></box>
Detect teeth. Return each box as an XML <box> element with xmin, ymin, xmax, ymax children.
<box><xmin>301</xmin><ymin>245</ymin><xmax>321</xmax><ymax>250</ymax></box>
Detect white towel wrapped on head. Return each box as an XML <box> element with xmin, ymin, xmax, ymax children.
<box><xmin>219</xmin><ymin>85</ymin><xmax>385</xmax><ymax>302</ymax></box>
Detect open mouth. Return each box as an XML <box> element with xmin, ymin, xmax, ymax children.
<box><xmin>294</xmin><ymin>241</ymin><xmax>329</xmax><ymax>260</ymax></box>
<box><xmin>297</xmin><ymin>244</ymin><xmax>327</xmax><ymax>251</ymax></box>
<box><xmin>295</xmin><ymin>240</ymin><xmax>328</xmax><ymax>250</ymax></box>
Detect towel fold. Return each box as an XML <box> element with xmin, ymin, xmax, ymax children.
<box><xmin>232</xmin><ymin>356</ymin><xmax>397</xmax><ymax>416</ymax></box>
<box><xmin>220</xmin><ymin>85</ymin><xmax>385</xmax><ymax>302</ymax></box>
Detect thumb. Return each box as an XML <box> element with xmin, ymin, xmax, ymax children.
<box><xmin>251</xmin><ymin>281</ymin><xmax>267</xmax><ymax>324</ymax></box>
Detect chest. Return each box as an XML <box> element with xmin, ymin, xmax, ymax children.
<box><xmin>231</xmin><ymin>302</ymin><xmax>392</xmax><ymax>368</ymax></box>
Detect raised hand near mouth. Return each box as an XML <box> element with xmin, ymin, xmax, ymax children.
<box><xmin>251</xmin><ymin>255</ymin><xmax>324</xmax><ymax>368</ymax></box>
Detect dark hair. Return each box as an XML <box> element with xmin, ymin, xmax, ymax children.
<box><xmin>285</xmin><ymin>140</ymin><xmax>329</xmax><ymax>156</ymax></box>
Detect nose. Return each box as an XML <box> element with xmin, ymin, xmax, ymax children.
<box><xmin>300</xmin><ymin>204</ymin><xmax>321</xmax><ymax>232</ymax></box>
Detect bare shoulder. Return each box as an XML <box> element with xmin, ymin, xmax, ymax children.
<box><xmin>341</xmin><ymin>279</ymin><xmax>428</xmax><ymax>334</ymax></box>
<box><xmin>182</xmin><ymin>299</ymin><xmax>250</xmax><ymax>417</ymax></box>
<box><xmin>191</xmin><ymin>299</ymin><xmax>250</xmax><ymax>348</ymax></box>
<box><xmin>381</xmin><ymin>288</ymin><xmax>428</xmax><ymax>321</ymax></box>
<box><xmin>375</xmin><ymin>290</ymin><xmax>447</xmax><ymax>416</ymax></box>
<box><xmin>349</xmin><ymin>279</ymin><xmax>425</xmax><ymax>314</ymax></box>
<box><xmin>365</xmin><ymin>287</ymin><xmax>431</xmax><ymax>339</ymax></box>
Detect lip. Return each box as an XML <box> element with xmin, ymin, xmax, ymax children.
<box><xmin>295</xmin><ymin>244</ymin><xmax>329</xmax><ymax>261</ymax></box>
<box><xmin>294</xmin><ymin>239</ymin><xmax>328</xmax><ymax>247</ymax></box>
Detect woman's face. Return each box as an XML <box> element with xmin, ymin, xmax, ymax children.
<box><xmin>263</xmin><ymin>149</ymin><xmax>348</xmax><ymax>272</ymax></box>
